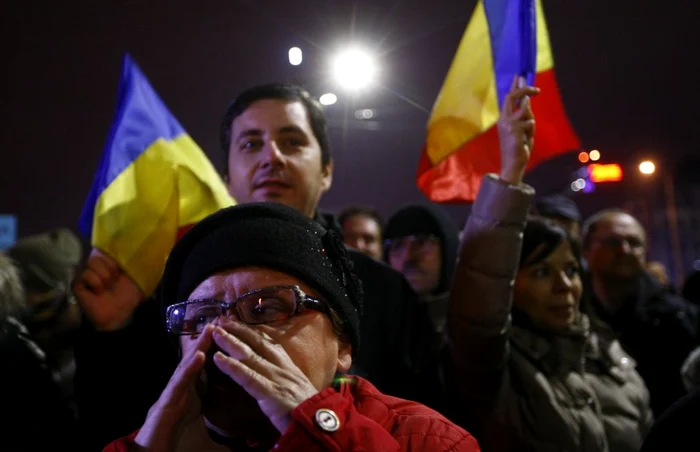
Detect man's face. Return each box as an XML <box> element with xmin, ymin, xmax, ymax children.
<box><xmin>387</xmin><ymin>235</ymin><xmax>442</xmax><ymax>295</ymax></box>
<box><xmin>226</xmin><ymin>99</ymin><xmax>332</xmax><ymax>218</ymax></box>
<box><xmin>179</xmin><ymin>266</ymin><xmax>351</xmax><ymax>437</ymax></box>
<box><xmin>341</xmin><ymin>214</ymin><xmax>383</xmax><ymax>260</ymax></box>
<box><xmin>584</xmin><ymin>213</ymin><xmax>646</xmax><ymax>281</ymax></box>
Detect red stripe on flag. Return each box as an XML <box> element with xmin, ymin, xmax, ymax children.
<box><xmin>417</xmin><ymin>68</ymin><xmax>580</xmax><ymax>203</ymax></box>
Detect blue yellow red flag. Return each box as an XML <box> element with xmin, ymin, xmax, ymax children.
<box><xmin>417</xmin><ymin>0</ymin><xmax>580</xmax><ymax>202</ymax></box>
<box><xmin>79</xmin><ymin>54</ymin><xmax>234</xmax><ymax>295</ymax></box>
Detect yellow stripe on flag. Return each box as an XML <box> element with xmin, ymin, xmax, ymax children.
<box><xmin>426</xmin><ymin>1</ymin><xmax>500</xmax><ymax>166</ymax></box>
<box><xmin>535</xmin><ymin>0</ymin><xmax>554</xmax><ymax>72</ymax></box>
<box><xmin>91</xmin><ymin>134</ymin><xmax>234</xmax><ymax>295</ymax></box>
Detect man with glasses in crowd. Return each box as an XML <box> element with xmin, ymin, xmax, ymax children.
<box><xmin>583</xmin><ymin>209</ymin><xmax>700</xmax><ymax>416</ymax></box>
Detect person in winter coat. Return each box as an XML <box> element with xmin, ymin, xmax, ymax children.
<box><xmin>104</xmin><ymin>202</ymin><xmax>479</xmax><ymax>452</ymax></box>
<box><xmin>447</xmin><ymin>76</ymin><xmax>653</xmax><ymax>451</ymax></box>
<box><xmin>74</xmin><ymin>83</ymin><xmax>434</xmax><ymax>450</ymax></box>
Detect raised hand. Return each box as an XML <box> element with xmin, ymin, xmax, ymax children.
<box><xmin>73</xmin><ymin>248</ymin><xmax>145</xmax><ymax>331</ymax></box>
<box><xmin>497</xmin><ymin>75</ymin><xmax>540</xmax><ymax>185</ymax></box>
<box><xmin>134</xmin><ymin>324</ymin><xmax>215</xmax><ymax>452</ymax></box>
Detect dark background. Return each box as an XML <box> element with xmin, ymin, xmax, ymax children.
<box><xmin>2</xmin><ymin>0</ymin><xmax>699</xmax><ymax>238</ymax></box>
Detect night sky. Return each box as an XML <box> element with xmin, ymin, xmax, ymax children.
<box><xmin>2</xmin><ymin>0</ymin><xmax>699</xmax><ymax>238</ymax></box>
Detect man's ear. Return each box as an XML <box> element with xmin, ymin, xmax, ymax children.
<box><xmin>321</xmin><ymin>160</ymin><xmax>333</xmax><ymax>192</ymax></box>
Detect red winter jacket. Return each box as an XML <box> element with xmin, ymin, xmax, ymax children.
<box><xmin>104</xmin><ymin>376</ymin><xmax>479</xmax><ymax>451</ymax></box>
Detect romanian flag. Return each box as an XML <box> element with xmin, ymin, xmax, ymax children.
<box><xmin>79</xmin><ymin>54</ymin><xmax>234</xmax><ymax>296</ymax></box>
<box><xmin>417</xmin><ymin>0</ymin><xmax>580</xmax><ymax>202</ymax></box>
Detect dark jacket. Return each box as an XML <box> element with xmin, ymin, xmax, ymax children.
<box><xmin>103</xmin><ymin>377</ymin><xmax>480</xmax><ymax>452</ymax></box>
<box><xmin>381</xmin><ymin>204</ymin><xmax>460</xmax><ymax>409</ymax></box>
<box><xmin>588</xmin><ymin>273</ymin><xmax>700</xmax><ymax>415</ymax></box>
<box><xmin>75</xmin><ymin>212</ymin><xmax>432</xmax><ymax>451</ymax></box>
<box><xmin>639</xmin><ymin>388</ymin><xmax>700</xmax><ymax>452</ymax></box>
<box><xmin>0</xmin><ymin>318</ymin><xmax>79</xmax><ymax>452</ymax></box>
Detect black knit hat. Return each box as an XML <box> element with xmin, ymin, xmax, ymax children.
<box><xmin>160</xmin><ymin>202</ymin><xmax>363</xmax><ymax>352</ymax></box>
<box><xmin>533</xmin><ymin>194</ymin><xmax>581</xmax><ymax>223</ymax></box>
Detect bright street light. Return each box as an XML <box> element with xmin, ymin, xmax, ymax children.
<box><xmin>288</xmin><ymin>47</ymin><xmax>302</xmax><ymax>66</ymax></box>
<box><xmin>589</xmin><ymin>149</ymin><xmax>601</xmax><ymax>161</ymax></box>
<box><xmin>639</xmin><ymin>160</ymin><xmax>656</xmax><ymax>175</ymax></box>
<box><xmin>319</xmin><ymin>93</ymin><xmax>337</xmax><ymax>106</ymax></box>
<box><xmin>331</xmin><ymin>48</ymin><xmax>377</xmax><ymax>91</ymax></box>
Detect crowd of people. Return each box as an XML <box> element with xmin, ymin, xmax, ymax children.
<box><xmin>2</xmin><ymin>77</ymin><xmax>700</xmax><ymax>451</ymax></box>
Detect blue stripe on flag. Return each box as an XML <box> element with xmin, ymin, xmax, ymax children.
<box><xmin>79</xmin><ymin>54</ymin><xmax>185</xmax><ymax>237</ymax></box>
<box><xmin>483</xmin><ymin>0</ymin><xmax>537</xmax><ymax>108</ymax></box>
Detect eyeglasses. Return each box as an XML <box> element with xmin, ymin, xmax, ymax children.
<box><xmin>385</xmin><ymin>234</ymin><xmax>439</xmax><ymax>254</ymax></box>
<box><xmin>166</xmin><ymin>285</ymin><xmax>327</xmax><ymax>335</ymax></box>
<box><xmin>595</xmin><ymin>236</ymin><xmax>645</xmax><ymax>251</ymax></box>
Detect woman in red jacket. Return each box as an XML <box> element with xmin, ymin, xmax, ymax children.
<box><xmin>103</xmin><ymin>202</ymin><xmax>478</xmax><ymax>452</ymax></box>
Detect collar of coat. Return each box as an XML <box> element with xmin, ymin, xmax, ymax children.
<box><xmin>510</xmin><ymin>312</ymin><xmax>637</xmax><ymax>382</ymax></box>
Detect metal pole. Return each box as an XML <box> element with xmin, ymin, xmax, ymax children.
<box><xmin>663</xmin><ymin>172</ymin><xmax>684</xmax><ymax>287</ymax></box>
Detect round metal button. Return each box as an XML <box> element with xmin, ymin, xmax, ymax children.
<box><xmin>315</xmin><ymin>408</ymin><xmax>340</xmax><ymax>432</ymax></box>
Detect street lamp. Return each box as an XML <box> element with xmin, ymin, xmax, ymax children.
<box><xmin>639</xmin><ymin>160</ymin><xmax>656</xmax><ymax>175</ymax></box>
<box><xmin>331</xmin><ymin>47</ymin><xmax>378</xmax><ymax>91</ymax></box>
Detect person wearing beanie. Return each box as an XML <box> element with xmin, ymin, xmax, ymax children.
<box><xmin>103</xmin><ymin>203</ymin><xmax>479</xmax><ymax>452</ymax></box>
<box><xmin>7</xmin><ymin>229</ymin><xmax>83</xmax><ymax>369</ymax></box>
<box><xmin>74</xmin><ymin>83</ymin><xmax>431</xmax><ymax>449</ymax></box>
<box><xmin>532</xmin><ymin>194</ymin><xmax>582</xmax><ymax>240</ymax></box>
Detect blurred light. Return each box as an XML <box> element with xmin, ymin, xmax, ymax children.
<box><xmin>639</xmin><ymin>160</ymin><xmax>656</xmax><ymax>175</ymax></box>
<box><xmin>354</xmin><ymin>108</ymin><xmax>375</xmax><ymax>120</ymax></box>
<box><xmin>288</xmin><ymin>47</ymin><xmax>302</xmax><ymax>66</ymax></box>
<box><xmin>694</xmin><ymin>260</ymin><xmax>700</xmax><ymax>271</ymax></box>
<box><xmin>583</xmin><ymin>180</ymin><xmax>596</xmax><ymax>193</ymax></box>
<box><xmin>571</xmin><ymin>178</ymin><xmax>586</xmax><ymax>192</ymax></box>
<box><xmin>589</xmin><ymin>149</ymin><xmax>601</xmax><ymax>161</ymax></box>
<box><xmin>578</xmin><ymin>151</ymin><xmax>590</xmax><ymax>163</ymax></box>
<box><xmin>319</xmin><ymin>93</ymin><xmax>337</xmax><ymax>106</ymax></box>
<box><xmin>332</xmin><ymin>48</ymin><xmax>377</xmax><ymax>91</ymax></box>
<box><xmin>587</xmin><ymin>163</ymin><xmax>623</xmax><ymax>183</ymax></box>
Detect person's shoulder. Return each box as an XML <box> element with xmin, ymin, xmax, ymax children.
<box><xmin>641</xmin><ymin>389</ymin><xmax>700</xmax><ymax>451</ymax></box>
<box><xmin>352</xmin><ymin>377</ymin><xmax>479</xmax><ymax>451</ymax></box>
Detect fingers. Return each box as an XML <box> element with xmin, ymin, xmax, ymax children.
<box><xmin>77</xmin><ymin>249</ymin><xmax>122</xmax><ymax>294</ymax></box>
<box><xmin>162</xmin><ymin>324</ymin><xmax>214</xmax><ymax>400</ymax></box>
<box><xmin>162</xmin><ymin>349</ymin><xmax>206</xmax><ymax>403</ymax></box>
<box><xmin>503</xmin><ymin>74</ymin><xmax>540</xmax><ymax>116</ymax></box>
<box><xmin>190</xmin><ymin>323</ymin><xmax>215</xmax><ymax>356</ymax></box>
<box><xmin>90</xmin><ymin>248</ymin><xmax>121</xmax><ymax>274</ymax></box>
<box><xmin>213</xmin><ymin>351</ymin><xmax>271</xmax><ymax>402</ymax></box>
<box><xmin>212</xmin><ymin>325</ymin><xmax>258</xmax><ymax>362</ymax></box>
<box><xmin>210</xmin><ymin>324</ymin><xmax>275</xmax><ymax>400</ymax></box>
<box><xmin>215</xmin><ymin>320</ymin><xmax>285</xmax><ymax>364</ymax></box>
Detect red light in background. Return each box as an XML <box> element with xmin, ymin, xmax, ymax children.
<box><xmin>587</xmin><ymin>163</ymin><xmax>623</xmax><ymax>183</ymax></box>
<box><xmin>578</xmin><ymin>151</ymin><xmax>590</xmax><ymax>163</ymax></box>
